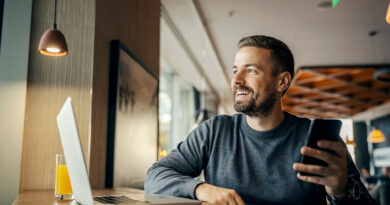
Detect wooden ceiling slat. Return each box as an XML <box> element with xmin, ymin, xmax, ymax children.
<box><xmin>351</xmin><ymin>71</ymin><xmax>376</xmax><ymax>82</ymax></box>
<box><xmin>293</xmin><ymin>76</ymin><xmax>323</xmax><ymax>85</ymax></box>
<box><xmin>292</xmin><ymin>84</ymin><xmax>370</xmax><ymax>108</ymax></box>
<box><xmin>283</xmin><ymin>96</ymin><xmax>352</xmax><ymax>114</ymax></box>
<box><xmin>283</xmin><ymin>67</ymin><xmax>390</xmax><ymax>119</ymax></box>
<box><xmin>283</xmin><ymin>105</ymin><xmax>348</xmax><ymax>119</ymax></box>
<box><xmin>304</xmin><ymin>69</ymin><xmax>390</xmax><ymax>98</ymax></box>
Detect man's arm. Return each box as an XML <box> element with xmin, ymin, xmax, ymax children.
<box><xmin>326</xmin><ymin>148</ymin><xmax>377</xmax><ymax>205</ymax></box>
<box><xmin>145</xmin><ymin>118</ymin><xmax>245</xmax><ymax>204</ymax></box>
<box><xmin>144</xmin><ymin>121</ymin><xmax>210</xmax><ymax>199</ymax></box>
<box><xmin>293</xmin><ymin>140</ymin><xmax>377</xmax><ymax>205</ymax></box>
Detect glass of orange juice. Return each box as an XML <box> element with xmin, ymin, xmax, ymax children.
<box><xmin>55</xmin><ymin>154</ymin><xmax>74</xmax><ymax>201</ymax></box>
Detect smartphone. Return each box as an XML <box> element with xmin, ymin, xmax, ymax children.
<box><xmin>299</xmin><ymin>119</ymin><xmax>342</xmax><ymax>176</ymax></box>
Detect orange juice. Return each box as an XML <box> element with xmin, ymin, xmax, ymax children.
<box><xmin>55</xmin><ymin>164</ymin><xmax>73</xmax><ymax>195</ymax></box>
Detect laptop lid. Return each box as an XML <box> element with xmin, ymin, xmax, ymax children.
<box><xmin>57</xmin><ymin>97</ymin><xmax>94</xmax><ymax>205</ymax></box>
<box><xmin>57</xmin><ymin>97</ymin><xmax>201</xmax><ymax>205</ymax></box>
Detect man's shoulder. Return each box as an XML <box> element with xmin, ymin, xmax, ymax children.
<box><xmin>286</xmin><ymin>112</ymin><xmax>311</xmax><ymax>123</ymax></box>
<box><xmin>284</xmin><ymin>112</ymin><xmax>312</xmax><ymax>130</ymax></box>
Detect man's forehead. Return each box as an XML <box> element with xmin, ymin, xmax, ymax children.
<box><xmin>234</xmin><ymin>46</ymin><xmax>273</xmax><ymax>66</ymax></box>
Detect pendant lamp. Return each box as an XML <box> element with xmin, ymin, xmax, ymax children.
<box><xmin>368</xmin><ymin>127</ymin><xmax>386</xmax><ymax>143</ymax></box>
<box><xmin>373</xmin><ymin>68</ymin><xmax>390</xmax><ymax>83</ymax></box>
<box><xmin>38</xmin><ymin>0</ymin><xmax>68</xmax><ymax>56</ymax></box>
<box><xmin>345</xmin><ymin>137</ymin><xmax>356</xmax><ymax>146</ymax></box>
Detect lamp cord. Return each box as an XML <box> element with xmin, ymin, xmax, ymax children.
<box><xmin>53</xmin><ymin>0</ymin><xmax>57</xmax><ymax>29</ymax></box>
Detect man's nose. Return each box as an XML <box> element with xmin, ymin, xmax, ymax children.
<box><xmin>232</xmin><ymin>71</ymin><xmax>245</xmax><ymax>85</ymax></box>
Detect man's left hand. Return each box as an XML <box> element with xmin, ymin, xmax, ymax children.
<box><xmin>293</xmin><ymin>140</ymin><xmax>348</xmax><ymax>198</ymax></box>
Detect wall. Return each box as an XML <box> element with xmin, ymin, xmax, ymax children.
<box><xmin>0</xmin><ymin>0</ymin><xmax>32</xmax><ymax>203</ymax></box>
<box><xmin>90</xmin><ymin>0</ymin><xmax>160</xmax><ymax>188</ymax></box>
<box><xmin>14</xmin><ymin>0</ymin><xmax>160</xmax><ymax>193</ymax></box>
<box><xmin>19</xmin><ymin>0</ymin><xmax>95</xmax><ymax>191</ymax></box>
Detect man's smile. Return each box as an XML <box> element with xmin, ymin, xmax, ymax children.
<box><xmin>234</xmin><ymin>86</ymin><xmax>253</xmax><ymax>101</ymax></box>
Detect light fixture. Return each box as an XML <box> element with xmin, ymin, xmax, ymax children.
<box><xmin>332</xmin><ymin>0</ymin><xmax>340</xmax><ymax>8</ymax></box>
<box><xmin>317</xmin><ymin>1</ymin><xmax>332</xmax><ymax>10</ymax></box>
<box><xmin>345</xmin><ymin>137</ymin><xmax>356</xmax><ymax>147</ymax></box>
<box><xmin>368</xmin><ymin>127</ymin><xmax>386</xmax><ymax>143</ymax></box>
<box><xmin>317</xmin><ymin>0</ymin><xmax>339</xmax><ymax>10</ymax></box>
<box><xmin>373</xmin><ymin>68</ymin><xmax>390</xmax><ymax>83</ymax></box>
<box><xmin>159</xmin><ymin>150</ymin><xmax>168</xmax><ymax>158</ymax></box>
<box><xmin>38</xmin><ymin>0</ymin><xmax>68</xmax><ymax>56</ymax></box>
<box><xmin>387</xmin><ymin>2</ymin><xmax>390</xmax><ymax>24</ymax></box>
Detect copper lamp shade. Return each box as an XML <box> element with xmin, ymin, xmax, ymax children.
<box><xmin>387</xmin><ymin>2</ymin><xmax>390</xmax><ymax>24</ymax></box>
<box><xmin>369</xmin><ymin>127</ymin><xmax>386</xmax><ymax>143</ymax></box>
<box><xmin>38</xmin><ymin>28</ymin><xmax>68</xmax><ymax>56</ymax></box>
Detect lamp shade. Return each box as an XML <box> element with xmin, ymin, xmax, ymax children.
<box><xmin>373</xmin><ymin>68</ymin><xmax>390</xmax><ymax>83</ymax></box>
<box><xmin>369</xmin><ymin>128</ymin><xmax>386</xmax><ymax>143</ymax></box>
<box><xmin>38</xmin><ymin>28</ymin><xmax>68</xmax><ymax>56</ymax></box>
<box><xmin>346</xmin><ymin>138</ymin><xmax>356</xmax><ymax>146</ymax></box>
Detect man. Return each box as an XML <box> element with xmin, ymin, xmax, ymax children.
<box><xmin>145</xmin><ymin>35</ymin><xmax>376</xmax><ymax>204</ymax></box>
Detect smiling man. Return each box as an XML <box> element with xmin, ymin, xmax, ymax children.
<box><xmin>145</xmin><ymin>35</ymin><xmax>376</xmax><ymax>205</ymax></box>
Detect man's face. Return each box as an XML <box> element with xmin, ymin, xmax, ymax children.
<box><xmin>231</xmin><ymin>46</ymin><xmax>278</xmax><ymax>117</ymax></box>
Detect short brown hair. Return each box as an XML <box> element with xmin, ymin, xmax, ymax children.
<box><xmin>238</xmin><ymin>35</ymin><xmax>295</xmax><ymax>81</ymax></box>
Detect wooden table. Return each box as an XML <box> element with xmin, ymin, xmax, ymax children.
<box><xmin>12</xmin><ymin>188</ymin><xmax>145</xmax><ymax>205</ymax></box>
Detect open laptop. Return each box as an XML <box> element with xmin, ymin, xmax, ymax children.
<box><xmin>57</xmin><ymin>97</ymin><xmax>200</xmax><ymax>205</ymax></box>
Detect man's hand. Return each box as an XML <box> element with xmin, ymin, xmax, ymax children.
<box><xmin>195</xmin><ymin>183</ymin><xmax>245</xmax><ymax>205</ymax></box>
<box><xmin>293</xmin><ymin>140</ymin><xmax>348</xmax><ymax>198</ymax></box>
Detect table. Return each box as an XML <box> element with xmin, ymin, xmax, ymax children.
<box><xmin>12</xmin><ymin>188</ymin><xmax>145</xmax><ymax>205</ymax></box>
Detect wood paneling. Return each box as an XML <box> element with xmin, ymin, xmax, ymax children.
<box><xmin>20</xmin><ymin>0</ymin><xmax>160</xmax><ymax>191</ymax></box>
<box><xmin>90</xmin><ymin>0</ymin><xmax>160</xmax><ymax>188</ymax></box>
<box><xmin>20</xmin><ymin>0</ymin><xmax>95</xmax><ymax>191</ymax></box>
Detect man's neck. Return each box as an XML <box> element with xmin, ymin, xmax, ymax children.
<box><xmin>245</xmin><ymin>103</ymin><xmax>285</xmax><ymax>131</ymax></box>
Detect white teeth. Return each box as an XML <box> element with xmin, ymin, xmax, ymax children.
<box><xmin>237</xmin><ymin>91</ymin><xmax>249</xmax><ymax>95</ymax></box>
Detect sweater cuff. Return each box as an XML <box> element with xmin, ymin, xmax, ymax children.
<box><xmin>185</xmin><ymin>180</ymin><xmax>205</xmax><ymax>199</ymax></box>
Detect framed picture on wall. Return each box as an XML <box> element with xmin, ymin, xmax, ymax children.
<box><xmin>106</xmin><ymin>40</ymin><xmax>159</xmax><ymax>188</ymax></box>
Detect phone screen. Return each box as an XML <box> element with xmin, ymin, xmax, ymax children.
<box><xmin>299</xmin><ymin>119</ymin><xmax>342</xmax><ymax>176</ymax></box>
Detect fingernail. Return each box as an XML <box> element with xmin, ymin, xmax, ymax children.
<box><xmin>317</xmin><ymin>141</ymin><xmax>324</xmax><ymax>146</ymax></box>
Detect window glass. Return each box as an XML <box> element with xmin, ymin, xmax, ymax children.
<box><xmin>158</xmin><ymin>66</ymin><xmax>195</xmax><ymax>159</ymax></box>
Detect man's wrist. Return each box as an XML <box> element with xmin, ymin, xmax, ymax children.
<box><xmin>194</xmin><ymin>182</ymin><xmax>207</xmax><ymax>200</ymax></box>
<box><xmin>329</xmin><ymin>178</ymin><xmax>360</xmax><ymax>202</ymax></box>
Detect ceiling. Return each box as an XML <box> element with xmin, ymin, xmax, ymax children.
<box><xmin>283</xmin><ymin>66</ymin><xmax>390</xmax><ymax>119</ymax></box>
<box><xmin>161</xmin><ymin>0</ymin><xmax>390</xmax><ymax>119</ymax></box>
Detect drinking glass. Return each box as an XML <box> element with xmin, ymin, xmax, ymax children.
<box><xmin>55</xmin><ymin>154</ymin><xmax>74</xmax><ymax>201</ymax></box>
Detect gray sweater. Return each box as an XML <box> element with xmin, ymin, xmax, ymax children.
<box><xmin>145</xmin><ymin>112</ymin><xmax>376</xmax><ymax>205</ymax></box>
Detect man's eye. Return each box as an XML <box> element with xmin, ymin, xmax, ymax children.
<box><xmin>233</xmin><ymin>70</ymin><xmax>238</xmax><ymax>75</ymax></box>
<box><xmin>248</xmin><ymin>68</ymin><xmax>256</xmax><ymax>73</ymax></box>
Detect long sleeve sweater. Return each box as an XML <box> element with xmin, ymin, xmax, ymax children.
<box><xmin>145</xmin><ymin>112</ymin><xmax>377</xmax><ymax>205</ymax></box>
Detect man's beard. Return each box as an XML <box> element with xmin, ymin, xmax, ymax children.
<box><xmin>233</xmin><ymin>84</ymin><xmax>277</xmax><ymax>117</ymax></box>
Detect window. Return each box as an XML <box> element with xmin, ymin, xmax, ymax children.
<box><xmin>158</xmin><ymin>63</ymin><xmax>195</xmax><ymax>159</ymax></box>
<box><xmin>340</xmin><ymin>119</ymin><xmax>355</xmax><ymax>162</ymax></box>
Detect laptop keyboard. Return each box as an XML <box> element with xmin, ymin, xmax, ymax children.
<box><xmin>94</xmin><ymin>195</ymin><xmax>151</xmax><ymax>204</ymax></box>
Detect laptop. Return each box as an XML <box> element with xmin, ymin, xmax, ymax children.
<box><xmin>57</xmin><ymin>97</ymin><xmax>200</xmax><ymax>205</ymax></box>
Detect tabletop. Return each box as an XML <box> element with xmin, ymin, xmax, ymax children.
<box><xmin>12</xmin><ymin>188</ymin><xmax>145</xmax><ymax>205</ymax></box>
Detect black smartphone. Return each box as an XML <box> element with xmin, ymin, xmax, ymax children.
<box><xmin>299</xmin><ymin>119</ymin><xmax>342</xmax><ymax>176</ymax></box>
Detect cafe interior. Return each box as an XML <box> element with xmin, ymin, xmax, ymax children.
<box><xmin>1</xmin><ymin>0</ymin><xmax>390</xmax><ymax>204</ymax></box>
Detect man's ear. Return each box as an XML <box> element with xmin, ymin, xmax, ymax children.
<box><xmin>277</xmin><ymin>72</ymin><xmax>291</xmax><ymax>93</ymax></box>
